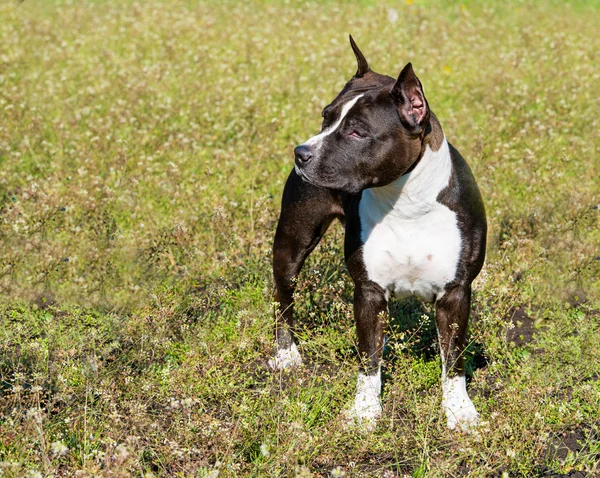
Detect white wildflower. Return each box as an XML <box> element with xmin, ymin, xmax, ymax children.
<box><xmin>51</xmin><ymin>440</ymin><xmax>68</xmax><ymax>456</ymax></box>
<box><xmin>260</xmin><ymin>443</ymin><xmax>270</xmax><ymax>457</ymax></box>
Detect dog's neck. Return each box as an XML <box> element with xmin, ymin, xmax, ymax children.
<box><xmin>362</xmin><ymin>121</ymin><xmax>451</xmax><ymax>222</ymax></box>
<box><xmin>424</xmin><ymin>113</ymin><xmax>445</xmax><ymax>153</ymax></box>
<box><xmin>398</xmin><ymin>112</ymin><xmax>444</xmax><ymax>177</ymax></box>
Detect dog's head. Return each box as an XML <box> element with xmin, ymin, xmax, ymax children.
<box><xmin>294</xmin><ymin>36</ymin><xmax>431</xmax><ymax>194</ymax></box>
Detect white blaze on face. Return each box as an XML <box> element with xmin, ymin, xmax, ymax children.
<box><xmin>303</xmin><ymin>93</ymin><xmax>365</xmax><ymax>153</ymax></box>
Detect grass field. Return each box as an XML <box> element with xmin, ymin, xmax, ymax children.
<box><xmin>1</xmin><ymin>0</ymin><xmax>599</xmax><ymax>476</ymax></box>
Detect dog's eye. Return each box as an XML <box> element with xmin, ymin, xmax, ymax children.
<box><xmin>322</xmin><ymin>116</ymin><xmax>334</xmax><ymax>131</ymax></box>
<box><xmin>349</xmin><ymin>130</ymin><xmax>367</xmax><ymax>138</ymax></box>
<box><xmin>321</xmin><ymin>107</ymin><xmax>333</xmax><ymax>128</ymax></box>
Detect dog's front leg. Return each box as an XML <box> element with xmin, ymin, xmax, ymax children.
<box><xmin>436</xmin><ymin>283</ymin><xmax>479</xmax><ymax>431</ymax></box>
<box><xmin>347</xmin><ymin>280</ymin><xmax>388</xmax><ymax>430</ymax></box>
<box><xmin>270</xmin><ymin>170</ymin><xmax>343</xmax><ymax>370</ymax></box>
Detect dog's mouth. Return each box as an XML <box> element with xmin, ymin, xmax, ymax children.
<box><xmin>294</xmin><ymin>164</ymin><xmax>313</xmax><ymax>184</ymax></box>
<box><xmin>295</xmin><ymin>164</ymin><xmax>361</xmax><ymax>194</ymax></box>
<box><xmin>294</xmin><ymin>165</ymin><xmax>330</xmax><ymax>190</ymax></box>
<box><xmin>295</xmin><ymin>157</ymin><xmax>367</xmax><ymax>194</ymax></box>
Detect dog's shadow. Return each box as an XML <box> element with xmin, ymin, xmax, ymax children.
<box><xmin>384</xmin><ymin>296</ymin><xmax>487</xmax><ymax>380</ymax></box>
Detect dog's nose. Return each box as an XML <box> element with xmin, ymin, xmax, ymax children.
<box><xmin>294</xmin><ymin>145</ymin><xmax>313</xmax><ymax>165</ymax></box>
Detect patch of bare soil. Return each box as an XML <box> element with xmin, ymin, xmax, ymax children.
<box><xmin>506</xmin><ymin>306</ymin><xmax>538</xmax><ymax>347</ymax></box>
<box><xmin>550</xmin><ymin>428</ymin><xmax>586</xmax><ymax>461</ymax></box>
<box><xmin>543</xmin><ymin>424</ymin><xmax>600</xmax><ymax>477</ymax></box>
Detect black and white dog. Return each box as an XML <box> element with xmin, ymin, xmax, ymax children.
<box><xmin>271</xmin><ymin>36</ymin><xmax>486</xmax><ymax>431</ymax></box>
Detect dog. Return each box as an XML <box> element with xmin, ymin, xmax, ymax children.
<box><xmin>270</xmin><ymin>36</ymin><xmax>487</xmax><ymax>431</ymax></box>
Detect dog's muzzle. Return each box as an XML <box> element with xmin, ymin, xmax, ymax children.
<box><xmin>294</xmin><ymin>144</ymin><xmax>314</xmax><ymax>167</ymax></box>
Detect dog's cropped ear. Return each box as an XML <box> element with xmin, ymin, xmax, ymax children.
<box><xmin>391</xmin><ymin>62</ymin><xmax>429</xmax><ymax>135</ymax></box>
<box><xmin>349</xmin><ymin>35</ymin><xmax>370</xmax><ymax>78</ymax></box>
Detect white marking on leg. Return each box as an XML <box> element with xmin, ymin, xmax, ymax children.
<box><xmin>268</xmin><ymin>342</ymin><xmax>302</xmax><ymax>370</ymax></box>
<box><xmin>442</xmin><ymin>375</ymin><xmax>479</xmax><ymax>431</ymax></box>
<box><xmin>346</xmin><ymin>367</ymin><xmax>382</xmax><ymax>431</ymax></box>
<box><xmin>303</xmin><ymin>94</ymin><xmax>365</xmax><ymax>152</ymax></box>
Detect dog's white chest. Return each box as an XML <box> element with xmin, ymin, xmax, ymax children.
<box><xmin>358</xmin><ymin>140</ymin><xmax>461</xmax><ymax>302</ymax></box>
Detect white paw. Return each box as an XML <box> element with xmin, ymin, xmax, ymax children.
<box><xmin>445</xmin><ymin>398</ymin><xmax>479</xmax><ymax>431</ymax></box>
<box><xmin>442</xmin><ymin>376</ymin><xmax>479</xmax><ymax>432</ymax></box>
<box><xmin>343</xmin><ymin>369</ymin><xmax>382</xmax><ymax>432</ymax></box>
<box><xmin>344</xmin><ymin>396</ymin><xmax>382</xmax><ymax>432</ymax></box>
<box><xmin>268</xmin><ymin>343</ymin><xmax>302</xmax><ymax>370</ymax></box>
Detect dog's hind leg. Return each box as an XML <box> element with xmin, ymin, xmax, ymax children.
<box><xmin>270</xmin><ymin>169</ymin><xmax>344</xmax><ymax>370</ymax></box>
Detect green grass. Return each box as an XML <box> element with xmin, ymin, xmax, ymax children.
<box><xmin>0</xmin><ymin>0</ymin><xmax>599</xmax><ymax>475</ymax></box>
